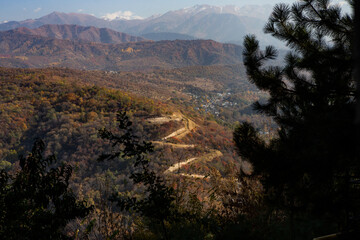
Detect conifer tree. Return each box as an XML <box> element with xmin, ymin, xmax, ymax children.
<box><xmin>98</xmin><ymin>112</ymin><xmax>221</xmax><ymax>239</ymax></box>
<box><xmin>98</xmin><ymin>112</ymin><xmax>177</xmax><ymax>240</ymax></box>
<box><xmin>234</xmin><ymin>0</ymin><xmax>359</xmax><ymax>236</ymax></box>
<box><xmin>0</xmin><ymin>139</ymin><xmax>92</xmax><ymax>239</ymax></box>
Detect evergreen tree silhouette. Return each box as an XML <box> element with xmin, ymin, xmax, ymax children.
<box><xmin>0</xmin><ymin>139</ymin><xmax>92</xmax><ymax>239</ymax></box>
<box><xmin>234</xmin><ymin>0</ymin><xmax>360</xmax><ymax>237</ymax></box>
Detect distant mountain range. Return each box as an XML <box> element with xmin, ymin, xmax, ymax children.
<box><xmin>0</xmin><ymin>12</ymin><xmax>109</xmax><ymax>30</ymax></box>
<box><xmin>0</xmin><ymin>27</ymin><xmax>243</xmax><ymax>71</ymax></box>
<box><xmin>7</xmin><ymin>24</ymin><xmax>148</xmax><ymax>44</ymax></box>
<box><xmin>0</xmin><ymin>5</ymin><xmax>283</xmax><ymax>47</ymax></box>
<box><xmin>141</xmin><ymin>32</ymin><xmax>196</xmax><ymax>41</ymax></box>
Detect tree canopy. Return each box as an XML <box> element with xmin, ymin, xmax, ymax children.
<box><xmin>0</xmin><ymin>139</ymin><xmax>92</xmax><ymax>239</ymax></box>
<box><xmin>234</xmin><ymin>0</ymin><xmax>359</xmax><ymax>237</ymax></box>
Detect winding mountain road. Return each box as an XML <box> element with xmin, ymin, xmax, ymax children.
<box><xmin>147</xmin><ymin>113</ymin><xmax>223</xmax><ymax>178</ymax></box>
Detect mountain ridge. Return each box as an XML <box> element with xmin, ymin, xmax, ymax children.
<box><xmin>7</xmin><ymin>24</ymin><xmax>148</xmax><ymax>44</ymax></box>
<box><xmin>141</xmin><ymin>32</ymin><xmax>196</xmax><ymax>41</ymax></box>
<box><xmin>0</xmin><ymin>30</ymin><xmax>243</xmax><ymax>71</ymax></box>
<box><xmin>0</xmin><ymin>5</ymin><xmax>283</xmax><ymax>47</ymax></box>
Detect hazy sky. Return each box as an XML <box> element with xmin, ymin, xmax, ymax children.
<box><xmin>0</xmin><ymin>0</ymin><xmax>350</xmax><ymax>22</ymax></box>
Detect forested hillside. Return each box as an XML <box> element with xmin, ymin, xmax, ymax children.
<box><xmin>0</xmin><ymin>67</ymin><xmax>263</xmax><ymax>239</ymax></box>
<box><xmin>0</xmin><ymin>66</ymin><xmax>272</xmax><ymax>127</ymax></box>
<box><xmin>0</xmin><ymin>67</ymin><xmax>245</xmax><ymax>205</ymax></box>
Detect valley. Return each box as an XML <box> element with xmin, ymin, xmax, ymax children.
<box><xmin>0</xmin><ymin>5</ymin><xmax>276</xmax><ymax>239</ymax></box>
<box><xmin>0</xmin><ymin>1</ymin><xmax>355</xmax><ymax>239</ymax></box>
<box><xmin>0</xmin><ymin>66</ymin><xmax>244</xmax><ymax>190</ymax></box>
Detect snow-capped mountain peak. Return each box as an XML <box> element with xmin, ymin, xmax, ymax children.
<box><xmin>101</xmin><ymin>10</ymin><xmax>143</xmax><ymax>21</ymax></box>
<box><xmin>174</xmin><ymin>4</ymin><xmax>273</xmax><ymax>20</ymax></box>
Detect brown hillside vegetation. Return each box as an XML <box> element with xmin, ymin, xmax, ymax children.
<box><xmin>0</xmin><ymin>66</ymin><xmax>272</xmax><ymax>129</ymax></box>
<box><xmin>0</xmin><ymin>67</ymin><xmax>242</xmax><ymax>205</ymax></box>
<box><xmin>0</xmin><ymin>65</ymin><xmax>272</xmax><ymax>129</ymax></box>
